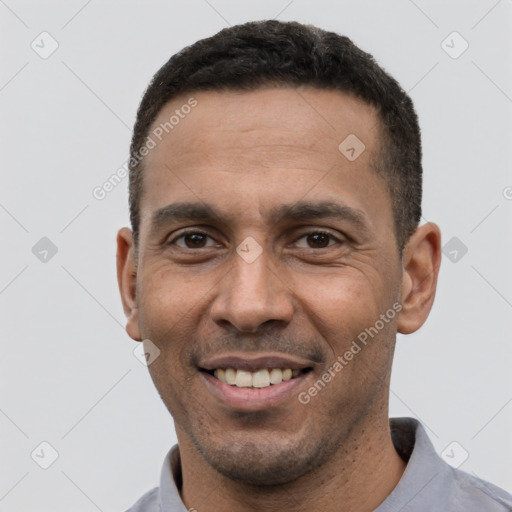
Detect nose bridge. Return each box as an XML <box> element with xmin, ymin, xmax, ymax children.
<box><xmin>234</xmin><ymin>249</ymin><xmax>274</xmax><ymax>301</ymax></box>
<box><xmin>212</xmin><ymin>244</ymin><xmax>293</xmax><ymax>332</ymax></box>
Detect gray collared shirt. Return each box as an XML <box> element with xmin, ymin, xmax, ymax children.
<box><xmin>125</xmin><ymin>417</ymin><xmax>512</xmax><ymax>511</ymax></box>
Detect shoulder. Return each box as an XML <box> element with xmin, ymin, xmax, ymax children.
<box><xmin>123</xmin><ymin>487</ymin><xmax>159</xmax><ymax>512</ymax></box>
<box><xmin>450</xmin><ymin>468</ymin><xmax>512</xmax><ymax>511</ymax></box>
<box><xmin>382</xmin><ymin>418</ymin><xmax>512</xmax><ymax>511</ymax></box>
<box><xmin>124</xmin><ymin>444</ymin><xmax>185</xmax><ymax>512</ymax></box>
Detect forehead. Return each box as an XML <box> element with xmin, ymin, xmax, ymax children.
<box><xmin>147</xmin><ymin>87</ymin><xmax>379</xmax><ymax>169</ymax></box>
<box><xmin>139</xmin><ymin>87</ymin><xmax>391</xmax><ymax>234</ymax></box>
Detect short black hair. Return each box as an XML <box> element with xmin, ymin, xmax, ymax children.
<box><xmin>129</xmin><ymin>20</ymin><xmax>422</xmax><ymax>251</ymax></box>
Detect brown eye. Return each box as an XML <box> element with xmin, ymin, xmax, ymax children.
<box><xmin>183</xmin><ymin>233</ymin><xmax>207</xmax><ymax>248</ymax></box>
<box><xmin>171</xmin><ymin>231</ymin><xmax>217</xmax><ymax>249</ymax></box>
<box><xmin>306</xmin><ymin>233</ymin><xmax>331</xmax><ymax>248</ymax></box>
<box><xmin>294</xmin><ymin>231</ymin><xmax>339</xmax><ymax>249</ymax></box>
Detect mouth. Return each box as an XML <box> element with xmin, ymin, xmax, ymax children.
<box><xmin>198</xmin><ymin>353</ymin><xmax>315</xmax><ymax>410</ymax></box>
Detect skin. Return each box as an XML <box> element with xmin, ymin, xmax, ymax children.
<box><xmin>117</xmin><ymin>87</ymin><xmax>441</xmax><ymax>511</ymax></box>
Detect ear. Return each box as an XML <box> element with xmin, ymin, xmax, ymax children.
<box><xmin>397</xmin><ymin>223</ymin><xmax>442</xmax><ymax>335</ymax></box>
<box><xmin>116</xmin><ymin>227</ymin><xmax>142</xmax><ymax>341</ymax></box>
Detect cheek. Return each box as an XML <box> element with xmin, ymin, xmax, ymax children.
<box><xmin>136</xmin><ymin>268</ymin><xmax>199</xmax><ymax>382</ymax></box>
<box><xmin>139</xmin><ymin>283</ymin><xmax>204</xmax><ymax>427</ymax></box>
<box><xmin>137</xmin><ymin>264</ymin><xmax>198</xmax><ymax>332</ymax></box>
<box><xmin>296</xmin><ymin>269</ymin><xmax>389</xmax><ymax>350</ymax></box>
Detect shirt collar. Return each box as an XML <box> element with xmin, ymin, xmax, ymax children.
<box><xmin>375</xmin><ymin>417</ymin><xmax>453</xmax><ymax>511</ymax></box>
<box><xmin>158</xmin><ymin>444</ymin><xmax>188</xmax><ymax>512</ymax></box>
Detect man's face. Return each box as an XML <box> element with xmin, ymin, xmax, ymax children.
<box><xmin>126</xmin><ymin>87</ymin><xmax>405</xmax><ymax>484</ymax></box>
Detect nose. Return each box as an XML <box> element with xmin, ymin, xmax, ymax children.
<box><xmin>210</xmin><ymin>245</ymin><xmax>294</xmax><ymax>333</ymax></box>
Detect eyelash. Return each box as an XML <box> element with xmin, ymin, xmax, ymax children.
<box><xmin>168</xmin><ymin>229</ymin><xmax>343</xmax><ymax>249</ymax></box>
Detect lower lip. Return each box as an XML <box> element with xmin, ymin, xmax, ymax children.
<box><xmin>200</xmin><ymin>371</ymin><xmax>309</xmax><ymax>411</ymax></box>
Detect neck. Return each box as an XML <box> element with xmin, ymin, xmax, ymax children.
<box><xmin>176</xmin><ymin>410</ymin><xmax>406</xmax><ymax>512</ymax></box>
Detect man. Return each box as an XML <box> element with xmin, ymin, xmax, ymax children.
<box><xmin>117</xmin><ymin>20</ymin><xmax>512</xmax><ymax>511</ymax></box>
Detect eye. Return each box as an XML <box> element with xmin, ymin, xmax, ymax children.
<box><xmin>293</xmin><ymin>231</ymin><xmax>341</xmax><ymax>249</ymax></box>
<box><xmin>170</xmin><ymin>231</ymin><xmax>218</xmax><ymax>249</ymax></box>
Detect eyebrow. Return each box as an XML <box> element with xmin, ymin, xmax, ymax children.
<box><xmin>150</xmin><ymin>202</ymin><xmax>224</xmax><ymax>232</ymax></box>
<box><xmin>149</xmin><ymin>200</ymin><xmax>369</xmax><ymax>233</ymax></box>
<box><xmin>270</xmin><ymin>201</ymin><xmax>368</xmax><ymax>229</ymax></box>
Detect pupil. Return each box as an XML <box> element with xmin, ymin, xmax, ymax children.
<box><xmin>186</xmin><ymin>234</ymin><xmax>206</xmax><ymax>248</ymax></box>
<box><xmin>308</xmin><ymin>233</ymin><xmax>329</xmax><ymax>248</ymax></box>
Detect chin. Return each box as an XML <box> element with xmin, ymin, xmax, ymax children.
<box><xmin>191</xmin><ymin>431</ymin><xmax>335</xmax><ymax>487</ymax></box>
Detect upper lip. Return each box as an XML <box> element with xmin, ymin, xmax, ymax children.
<box><xmin>199</xmin><ymin>352</ymin><xmax>316</xmax><ymax>372</ymax></box>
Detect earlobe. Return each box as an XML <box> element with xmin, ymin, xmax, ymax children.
<box><xmin>116</xmin><ymin>227</ymin><xmax>142</xmax><ymax>341</ymax></box>
<box><xmin>397</xmin><ymin>223</ymin><xmax>442</xmax><ymax>335</ymax></box>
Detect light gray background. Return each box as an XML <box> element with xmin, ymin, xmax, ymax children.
<box><xmin>1</xmin><ymin>1</ymin><xmax>511</xmax><ymax>510</ymax></box>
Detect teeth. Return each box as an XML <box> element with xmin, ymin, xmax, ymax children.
<box><xmin>214</xmin><ymin>369</ymin><xmax>225</xmax><ymax>382</ymax></box>
<box><xmin>212</xmin><ymin>367</ymin><xmax>302</xmax><ymax>388</ymax></box>
<box><xmin>252</xmin><ymin>369</ymin><xmax>270</xmax><ymax>388</ymax></box>
<box><xmin>235</xmin><ymin>370</ymin><xmax>252</xmax><ymax>387</ymax></box>
<box><xmin>225</xmin><ymin>368</ymin><xmax>236</xmax><ymax>385</ymax></box>
<box><xmin>269</xmin><ymin>368</ymin><xmax>283</xmax><ymax>385</ymax></box>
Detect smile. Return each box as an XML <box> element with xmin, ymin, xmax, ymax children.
<box><xmin>198</xmin><ymin>353</ymin><xmax>315</xmax><ymax>410</ymax></box>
